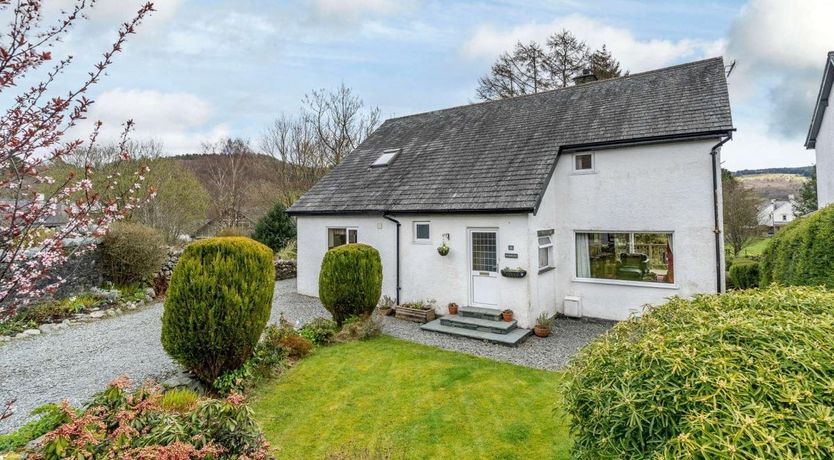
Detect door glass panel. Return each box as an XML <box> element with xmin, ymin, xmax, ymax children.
<box><xmin>471</xmin><ymin>232</ymin><xmax>497</xmax><ymax>272</ymax></box>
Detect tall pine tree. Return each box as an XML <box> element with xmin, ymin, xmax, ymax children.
<box><xmin>590</xmin><ymin>44</ymin><xmax>627</xmax><ymax>79</ymax></box>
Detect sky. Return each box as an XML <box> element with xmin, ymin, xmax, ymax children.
<box><xmin>27</xmin><ymin>0</ymin><xmax>834</xmax><ymax>170</ymax></box>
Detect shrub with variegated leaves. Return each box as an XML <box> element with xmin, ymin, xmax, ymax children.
<box><xmin>565</xmin><ymin>285</ymin><xmax>834</xmax><ymax>459</ymax></box>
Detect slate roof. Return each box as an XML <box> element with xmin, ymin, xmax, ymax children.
<box><xmin>288</xmin><ymin>57</ymin><xmax>733</xmax><ymax>215</ymax></box>
<box><xmin>806</xmin><ymin>51</ymin><xmax>834</xmax><ymax>149</ymax></box>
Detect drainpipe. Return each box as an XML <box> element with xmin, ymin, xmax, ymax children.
<box><xmin>382</xmin><ymin>213</ymin><xmax>401</xmax><ymax>304</ymax></box>
<box><xmin>710</xmin><ymin>133</ymin><xmax>733</xmax><ymax>293</ymax></box>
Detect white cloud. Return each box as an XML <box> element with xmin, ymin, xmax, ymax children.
<box><xmin>461</xmin><ymin>14</ymin><xmax>722</xmax><ymax>72</ymax></box>
<box><xmin>70</xmin><ymin>89</ymin><xmax>228</xmax><ymax>154</ymax></box>
<box><xmin>309</xmin><ymin>0</ymin><xmax>413</xmax><ymax>25</ymax></box>
<box><xmin>166</xmin><ymin>12</ymin><xmax>277</xmax><ymax>56</ymax></box>
<box><xmin>723</xmin><ymin>0</ymin><xmax>834</xmax><ymax>138</ymax></box>
<box><xmin>721</xmin><ymin>121</ymin><xmax>815</xmax><ymax>171</ymax></box>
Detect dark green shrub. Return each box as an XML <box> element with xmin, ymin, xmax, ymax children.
<box><xmin>100</xmin><ymin>221</ymin><xmax>166</xmax><ymax>286</ymax></box>
<box><xmin>253</xmin><ymin>202</ymin><xmax>296</xmax><ymax>253</ymax></box>
<box><xmin>760</xmin><ymin>203</ymin><xmax>834</xmax><ymax>287</ymax></box>
<box><xmin>565</xmin><ymin>285</ymin><xmax>834</xmax><ymax>459</ymax></box>
<box><xmin>299</xmin><ymin>317</ymin><xmax>338</xmax><ymax>345</ymax></box>
<box><xmin>319</xmin><ymin>243</ymin><xmax>382</xmax><ymax>325</ymax></box>
<box><xmin>728</xmin><ymin>260</ymin><xmax>759</xmax><ymax>289</ymax></box>
<box><xmin>161</xmin><ymin>237</ymin><xmax>274</xmax><ymax>384</ymax></box>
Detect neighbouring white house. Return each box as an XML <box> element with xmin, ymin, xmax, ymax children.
<box><xmin>806</xmin><ymin>51</ymin><xmax>834</xmax><ymax>209</ymax></box>
<box><xmin>757</xmin><ymin>196</ymin><xmax>798</xmax><ymax>232</ymax></box>
<box><xmin>288</xmin><ymin>58</ymin><xmax>734</xmax><ymax>332</ymax></box>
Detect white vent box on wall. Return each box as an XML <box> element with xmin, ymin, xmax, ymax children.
<box><xmin>563</xmin><ymin>296</ymin><xmax>582</xmax><ymax>318</ymax></box>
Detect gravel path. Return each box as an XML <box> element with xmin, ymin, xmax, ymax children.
<box><xmin>1</xmin><ymin>279</ymin><xmax>612</xmax><ymax>433</ymax></box>
<box><xmin>272</xmin><ymin>279</ymin><xmax>614</xmax><ymax>371</ymax></box>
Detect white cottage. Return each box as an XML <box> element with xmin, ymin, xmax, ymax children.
<box><xmin>288</xmin><ymin>58</ymin><xmax>734</xmax><ymax>338</ymax></box>
<box><xmin>806</xmin><ymin>51</ymin><xmax>834</xmax><ymax>209</ymax></box>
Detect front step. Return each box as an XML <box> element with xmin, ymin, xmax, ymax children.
<box><xmin>421</xmin><ymin>319</ymin><xmax>532</xmax><ymax>346</ymax></box>
<box><xmin>459</xmin><ymin>306</ymin><xmax>503</xmax><ymax>321</ymax></box>
<box><xmin>440</xmin><ymin>314</ymin><xmax>517</xmax><ymax>334</ymax></box>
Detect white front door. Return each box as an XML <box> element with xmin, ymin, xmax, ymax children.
<box><xmin>469</xmin><ymin>229</ymin><xmax>499</xmax><ymax>307</ymax></box>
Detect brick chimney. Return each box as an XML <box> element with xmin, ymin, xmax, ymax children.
<box><xmin>572</xmin><ymin>68</ymin><xmax>598</xmax><ymax>85</ymax></box>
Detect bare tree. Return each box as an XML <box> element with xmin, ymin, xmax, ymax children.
<box><xmin>723</xmin><ymin>169</ymin><xmax>763</xmax><ymax>255</ymax></box>
<box><xmin>260</xmin><ymin>84</ymin><xmax>381</xmax><ymax>194</ymax></box>
<box><xmin>476</xmin><ymin>42</ymin><xmax>551</xmax><ymax>100</ymax></box>
<box><xmin>203</xmin><ymin>138</ymin><xmax>253</xmax><ymax>228</ymax></box>
<box><xmin>546</xmin><ymin>29</ymin><xmax>591</xmax><ymax>88</ymax></box>
<box><xmin>302</xmin><ymin>83</ymin><xmax>381</xmax><ymax>167</ymax></box>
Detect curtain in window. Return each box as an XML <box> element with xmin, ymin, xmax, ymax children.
<box><xmin>575</xmin><ymin>233</ymin><xmax>591</xmax><ymax>278</ymax></box>
<box><xmin>665</xmin><ymin>240</ymin><xmax>674</xmax><ymax>283</ymax></box>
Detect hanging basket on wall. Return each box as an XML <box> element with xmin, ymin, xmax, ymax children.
<box><xmin>437</xmin><ymin>244</ymin><xmax>450</xmax><ymax>256</ymax></box>
<box><xmin>500</xmin><ymin>268</ymin><xmax>527</xmax><ymax>278</ymax></box>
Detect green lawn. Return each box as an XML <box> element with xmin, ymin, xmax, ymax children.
<box><xmin>736</xmin><ymin>237</ymin><xmax>770</xmax><ymax>258</ymax></box>
<box><xmin>250</xmin><ymin>336</ymin><xmax>571</xmax><ymax>459</ymax></box>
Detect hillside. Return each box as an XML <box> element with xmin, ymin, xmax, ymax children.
<box><xmin>732</xmin><ymin>166</ymin><xmax>813</xmax><ymax>200</ymax></box>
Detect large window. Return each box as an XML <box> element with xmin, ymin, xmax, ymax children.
<box><xmin>328</xmin><ymin>227</ymin><xmax>357</xmax><ymax>249</ymax></box>
<box><xmin>575</xmin><ymin>232</ymin><xmax>674</xmax><ymax>284</ymax></box>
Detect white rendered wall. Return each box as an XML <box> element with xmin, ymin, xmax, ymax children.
<box><xmin>816</xmin><ymin>107</ymin><xmax>834</xmax><ymax>208</ymax></box>
<box><xmin>541</xmin><ymin>139</ymin><xmax>724</xmax><ymax>321</ymax></box>
<box><xmin>295</xmin><ymin>214</ymin><xmax>537</xmax><ymax>326</ymax></box>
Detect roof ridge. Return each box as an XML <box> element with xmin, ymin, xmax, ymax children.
<box><xmin>385</xmin><ymin>57</ymin><xmax>726</xmax><ymax>122</ymax></box>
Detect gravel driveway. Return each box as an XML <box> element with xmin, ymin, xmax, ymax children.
<box><xmin>1</xmin><ymin>279</ymin><xmax>612</xmax><ymax>433</ymax></box>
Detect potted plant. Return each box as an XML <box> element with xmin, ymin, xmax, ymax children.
<box><xmin>501</xmin><ymin>309</ymin><xmax>513</xmax><ymax>322</ymax></box>
<box><xmin>437</xmin><ymin>242</ymin><xmax>450</xmax><ymax>256</ymax></box>
<box><xmin>377</xmin><ymin>295</ymin><xmax>396</xmax><ymax>316</ymax></box>
<box><xmin>395</xmin><ymin>299</ymin><xmax>437</xmax><ymax>323</ymax></box>
<box><xmin>534</xmin><ymin>312</ymin><xmax>555</xmax><ymax>337</ymax></box>
<box><xmin>447</xmin><ymin>302</ymin><xmax>459</xmax><ymax>315</ymax></box>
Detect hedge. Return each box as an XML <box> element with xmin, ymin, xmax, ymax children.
<box><xmin>728</xmin><ymin>260</ymin><xmax>759</xmax><ymax>289</ymax></box>
<box><xmin>161</xmin><ymin>237</ymin><xmax>274</xmax><ymax>384</ymax></box>
<box><xmin>565</xmin><ymin>285</ymin><xmax>834</xmax><ymax>459</ymax></box>
<box><xmin>759</xmin><ymin>203</ymin><xmax>834</xmax><ymax>287</ymax></box>
<box><xmin>319</xmin><ymin>243</ymin><xmax>382</xmax><ymax>325</ymax></box>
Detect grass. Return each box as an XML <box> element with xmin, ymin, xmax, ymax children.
<box><xmin>250</xmin><ymin>336</ymin><xmax>571</xmax><ymax>459</ymax></box>
<box><xmin>735</xmin><ymin>237</ymin><xmax>770</xmax><ymax>259</ymax></box>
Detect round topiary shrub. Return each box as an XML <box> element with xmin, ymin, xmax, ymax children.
<box><xmin>319</xmin><ymin>243</ymin><xmax>382</xmax><ymax>325</ymax></box>
<box><xmin>728</xmin><ymin>259</ymin><xmax>759</xmax><ymax>289</ymax></box>
<box><xmin>252</xmin><ymin>202</ymin><xmax>296</xmax><ymax>253</ymax></box>
<box><xmin>161</xmin><ymin>237</ymin><xmax>274</xmax><ymax>384</ymax></box>
<box><xmin>759</xmin><ymin>203</ymin><xmax>834</xmax><ymax>287</ymax></box>
<box><xmin>100</xmin><ymin>221</ymin><xmax>166</xmax><ymax>286</ymax></box>
<box><xmin>565</xmin><ymin>286</ymin><xmax>834</xmax><ymax>459</ymax></box>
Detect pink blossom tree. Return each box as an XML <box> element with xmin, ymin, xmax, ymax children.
<box><xmin>0</xmin><ymin>0</ymin><xmax>157</xmax><ymax>317</ymax></box>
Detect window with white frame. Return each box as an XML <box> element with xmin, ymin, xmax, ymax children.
<box><xmin>327</xmin><ymin>227</ymin><xmax>357</xmax><ymax>249</ymax></box>
<box><xmin>573</xmin><ymin>153</ymin><xmax>594</xmax><ymax>172</ymax></box>
<box><xmin>413</xmin><ymin>221</ymin><xmax>431</xmax><ymax>243</ymax></box>
<box><xmin>575</xmin><ymin>232</ymin><xmax>674</xmax><ymax>284</ymax></box>
<box><xmin>538</xmin><ymin>232</ymin><xmax>554</xmax><ymax>269</ymax></box>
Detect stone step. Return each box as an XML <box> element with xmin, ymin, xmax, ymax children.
<box><xmin>420</xmin><ymin>319</ymin><xmax>532</xmax><ymax>347</ymax></box>
<box><xmin>439</xmin><ymin>314</ymin><xmax>517</xmax><ymax>334</ymax></box>
<box><xmin>458</xmin><ymin>306</ymin><xmax>503</xmax><ymax>321</ymax></box>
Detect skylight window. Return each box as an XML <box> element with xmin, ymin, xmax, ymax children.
<box><xmin>371</xmin><ymin>148</ymin><xmax>400</xmax><ymax>167</ymax></box>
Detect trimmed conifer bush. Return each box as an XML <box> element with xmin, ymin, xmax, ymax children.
<box><xmin>100</xmin><ymin>222</ymin><xmax>166</xmax><ymax>286</ymax></box>
<box><xmin>759</xmin><ymin>203</ymin><xmax>834</xmax><ymax>287</ymax></box>
<box><xmin>252</xmin><ymin>202</ymin><xmax>296</xmax><ymax>253</ymax></box>
<box><xmin>565</xmin><ymin>285</ymin><xmax>834</xmax><ymax>459</ymax></box>
<box><xmin>161</xmin><ymin>237</ymin><xmax>274</xmax><ymax>384</ymax></box>
<box><xmin>728</xmin><ymin>259</ymin><xmax>759</xmax><ymax>289</ymax></box>
<box><xmin>319</xmin><ymin>243</ymin><xmax>382</xmax><ymax>325</ymax></box>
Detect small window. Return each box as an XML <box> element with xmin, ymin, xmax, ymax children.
<box><xmin>371</xmin><ymin>148</ymin><xmax>400</xmax><ymax>167</ymax></box>
<box><xmin>574</xmin><ymin>153</ymin><xmax>593</xmax><ymax>172</ymax></box>
<box><xmin>782</xmin><ymin>214</ymin><xmax>787</xmax><ymax>221</ymax></box>
<box><xmin>328</xmin><ymin>227</ymin><xmax>357</xmax><ymax>250</ymax></box>
<box><xmin>413</xmin><ymin>222</ymin><xmax>430</xmax><ymax>243</ymax></box>
<box><xmin>538</xmin><ymin>234</ymin><xmax>554</xmax><ymax>269</ymax></box>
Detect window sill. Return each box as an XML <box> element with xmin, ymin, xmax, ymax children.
<box><xmin>570</xmin><ymin>169</ymin><xmax>597</xmax><ymax>176</ymax></box>
<box><xmin>413</xmin><ymin>240</ymin><xmax>432</xmax><ymax>245</ymax></box>
<box><xmin>572</xmin><ymin>277</ymin><xmax>679</xmax><ymax>290</ymax></box>
<box><xmin>538</xmin><ymin>266</ymin><xmax>555</xmax><ymax>274</ymax></box>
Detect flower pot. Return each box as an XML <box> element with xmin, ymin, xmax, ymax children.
<box><xmin>502</xmin><ymin>310</ymin><xmax>513</xmax><ymax>322</ymax></box>
<box><xmin>448</xmin><ymin>303</ymin><xmax>459</xmax><ymax>315</ymax></box>
<box><xmin>533</xmin><ymin>325</ymin><xmax>551</xmax><ymax>337</ymax></box>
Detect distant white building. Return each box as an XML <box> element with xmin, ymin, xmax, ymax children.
<box><xmin>758</xmin><ymin>196</ymin><xmax>797</xmax><ymax>232</ymax></box>
<box><xmin>806</xmin><ymin>51</ymin><xmax>834</xmax><ymax>209</ymax></box>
